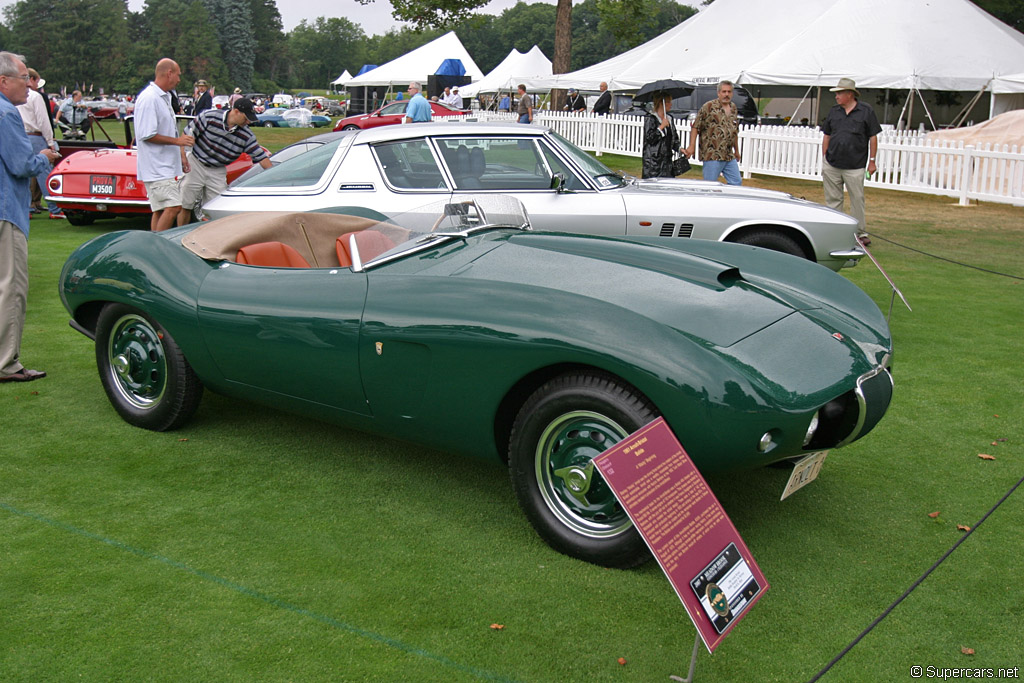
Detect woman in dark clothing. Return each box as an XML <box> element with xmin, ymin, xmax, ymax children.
<box><xmin>642</xmin><ymin>92</ymin><xmax>680</xmax><ymax>178</ymax></box>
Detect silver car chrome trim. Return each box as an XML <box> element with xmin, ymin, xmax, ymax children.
<box><xmin>829</xmin><ymin>249</ymin><xmax>866</xmax><ymax>260</ymax></box>
<box><xmin>45</xmin><ymin>196</ymin><xmax>151</xmax><ymax>207</ymax></box>
<box><xmin>349</xmin><ymin>233</ymin><xmax>364</xmax><ymax>273</ymax></box>
<box><xmin>836</xmin><ymin>354</ymin><xmax>893</xmax><ymax>448</ymax></box>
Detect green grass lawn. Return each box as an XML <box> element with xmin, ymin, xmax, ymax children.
<box><xmin>2</xmin><ymin>144</ymin><xmax>1022</xmax><ymax>681</ymax></box>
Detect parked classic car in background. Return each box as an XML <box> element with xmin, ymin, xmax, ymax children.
<box><xmin>332</xmin><ymin>100</ymin><xmax>468</xmax><ymax>131</ymax></box>
<box><xmin>46</xmin><ymin>115</ymin><xmax>264</xmax><ymax>226</ymax></box>
<box><xmin>207</xmin><ymin>122</ymin><xmax>864</xmax><ymax>270</ymax></box>
<box><xmin>60</xmin><ymin>195</ymin><xmax>893</xmax><ymax>568</ymax></box>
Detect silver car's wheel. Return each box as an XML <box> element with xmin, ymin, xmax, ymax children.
<box><xmin>733</xmin><ymin>229</ymin><xmax>807</xmax><ymax>259</ymax></box>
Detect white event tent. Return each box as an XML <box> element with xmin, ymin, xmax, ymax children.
<box><xmin>345</xmin><ymin>31</ymin><xmax>485</xmax><ymax>88</ymax></box>
<box><xmin>524</xmin><ymin>0</ymin><xmax>1024</xmax><ymax>118</ymax></box>
<box><xmin>331</xmin><ymin>70</ymin><xmax>353</xmax><ymax>87</ymax></box>
<box><xmin>459</xmin><ymin>46</ymin><xmax>552</xmax><ymax>98</ymax></box>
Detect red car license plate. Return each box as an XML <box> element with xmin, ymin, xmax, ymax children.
<box><xmin>90</xmin><ymin>175</ymin><xmax>116</xmax><ymax>195</ymax></box>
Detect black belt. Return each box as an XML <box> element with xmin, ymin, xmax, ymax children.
<box><xmin>27</xmin><ymin>131</ymin><xmax>42</xmax><ymax>136</ymax></box>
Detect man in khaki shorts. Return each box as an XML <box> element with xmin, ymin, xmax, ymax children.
<box><xmin>178</xmin><ymin>97</ymin><xmax>270</xmax><ymax>224</ymax></box>
<box><xmin>134</xmin><ymin>58</ymin><xmax>193</xmax><ymax>231</ymax></box>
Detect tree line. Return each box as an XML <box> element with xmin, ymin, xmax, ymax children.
<box><xmin>0</xmin><ymin>0</ymin><xmax>694</xmax><ymax>96</ymax></box>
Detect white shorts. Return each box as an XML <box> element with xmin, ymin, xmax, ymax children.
<box><xmin>143</xmin><ymin>178</ymin><xmax>182</xmax><ymax>212</ymax></box>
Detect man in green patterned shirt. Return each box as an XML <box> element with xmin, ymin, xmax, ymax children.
<box><xmin>683</xmin><ymin>81</ymin><xmax>742</xmax><ymax>185</ymax></box>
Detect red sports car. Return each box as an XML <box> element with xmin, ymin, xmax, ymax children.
<box><xmin>333</xmin><ymin>100</ymin><xmax>466</xmax><ymax>131</ymax></box>
<box><xmin>46</xmin><ymin>118</ymin><xmax>262</xmax><ymax>227</ymax></box>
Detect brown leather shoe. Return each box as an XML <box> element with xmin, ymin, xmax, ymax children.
<box><xmin>0</xmin><ymin>368</ymin><xmax>47</xmax><ymax>383</ymax></box>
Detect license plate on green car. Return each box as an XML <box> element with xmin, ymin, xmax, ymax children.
<box><xmin>780</xmin><ymin>451</ymin><xmax>828</xmax><ymax>500</ymax></box>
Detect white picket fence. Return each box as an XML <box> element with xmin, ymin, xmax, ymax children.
<box><xmin>459</xmin><ymin>110</ymin><xmax>1024</xmax><ymax>206</ymax></box>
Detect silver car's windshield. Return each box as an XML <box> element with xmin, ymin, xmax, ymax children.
<box><xmin>350</xmin><ymin>194</ymin><xmax>531</xmax><ymax>269</ymax></box>
<box><xmin>232</xmin><ymin>137</ymin><xmax>344</xmax><ymax>188</ymax></box>
<box><xmin>548</xmin><ymin>131</ymin><xmax>625</xmax><ymax>188</ymax></box>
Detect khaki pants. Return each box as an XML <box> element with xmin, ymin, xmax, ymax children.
<box><xmin>180</xmin><ymin>152</ymin><xmax>228</xmax><ymax>219</ymax></box>
<box><xmin>822</xmin><ymin>159</ymin><xmax>867</xmax><ymax>231</ymax></box>
<box><xmin>0</xmin><ymin>221</ymin><xmax>28</xmax><ymax>375</ymax></box>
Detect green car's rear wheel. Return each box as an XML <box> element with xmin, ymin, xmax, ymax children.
<box><xmin>509</xmin><ymin>372</ymin><xmax>658</xmax><ymax>568</ymax></box>
<box><xmin>95</xmin><ymin>304</ymin><xmax>203</xmax><ymax>431</ymax></box>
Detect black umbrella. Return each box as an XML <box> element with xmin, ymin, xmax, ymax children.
<box><xmin>633</xmin><ymin>79</ymin><xmax>694</xmax><ymax>103</ymax></box>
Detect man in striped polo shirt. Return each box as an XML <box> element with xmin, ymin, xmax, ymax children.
<box><xmin>178</xmin><ymin>97</ymin><xmax>271</xmax><ymax>225</ymax></box>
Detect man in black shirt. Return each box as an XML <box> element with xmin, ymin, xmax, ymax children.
<box><xmin>592</xmin><ymin>81</ymin><xmax>611</xmax><ymax>115</ymax></box>
<box><xmin>821</xmin><ymin>78</ymin><xmax>881</xmax><ymax>239</ymax></box>
<box><xmin>564</xmin><ymin>88</ymin><xmax>586</xmax><ymax>113</ymax></box>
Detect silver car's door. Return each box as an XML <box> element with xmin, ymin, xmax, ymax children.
<box><xmin>433</xmin><ymin>136</ymin><xmax>626</xmax><ymax>236</ymax></box>
<box><xmin>325</xmin><ymin>139</ymin><xmax>452</xmax><ymax>216</ymax></box>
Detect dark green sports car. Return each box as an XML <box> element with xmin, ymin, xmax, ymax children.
<box><xmin>59</xmin><ymin>196</ymin><xmax>893</xmax><ymax>568</ymax></box>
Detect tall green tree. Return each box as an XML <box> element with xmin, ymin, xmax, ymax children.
<box><xmin>287</xmin><ymin>17</ymin><xmax>368</xmax><ymax>87</ymax></box>
<box><xmin>3</xmin><ymin>0</ymin><xmax>130</xmax><ymax>93</ymax></box>
<box><xmin>201</xmin><ymin>0</ymin><xmax>255</xmax><ymax>90</ymax></box>
<box><xmin>142</xmin><ymin>0</ymin><xmax>229</xmax><ymax>92</ymax></box>
<box><xmin>249</xmin><ymin>0</ymin><xmax>287</xmax><ymax>86</ymax></box>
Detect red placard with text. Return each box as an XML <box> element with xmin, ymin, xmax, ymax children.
<box><xmin>593</xmin><ymin>418</ymin><xmax>769</xmax><ymax>653</ymax></box>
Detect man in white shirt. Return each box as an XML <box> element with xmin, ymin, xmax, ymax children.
<box><xmin>444</xmin><ymin>87</ymin><xmax>462</xmax><ymax>108</ymax></box>
<box><xmin>16</xmin><ymin>68</ymin><xmax>60</xmax><ymax>217</ymax></box>
<box><xmin>134</xmin><ymin>58</ymin><xmax>193</xmax><ymax>232</ymax></box>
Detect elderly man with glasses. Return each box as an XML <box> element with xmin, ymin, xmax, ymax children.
<box><xmin>0</xmin><ymin>52</ymin><xmax>62</xmax><ymax>383</ymax></box>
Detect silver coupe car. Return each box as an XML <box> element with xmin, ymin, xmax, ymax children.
<box><xmin>205</xmin><ymin>123</ymin><xmax>865</xmax><ymax>270</ymax></box>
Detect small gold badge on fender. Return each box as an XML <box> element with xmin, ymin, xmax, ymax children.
<box><xmin>375</xmin><ymin>341</ymin><xmax>383</xmax><ymax>356</ymax></box>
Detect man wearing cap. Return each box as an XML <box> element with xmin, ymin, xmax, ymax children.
<box><xmin>177</xmin><ymin>97</ymin><xmax>271</xmax><ymax>225</ymax></box>
<box><xmin>194</xmin><ymin>79</ymin><xmax>213</xmax><ymax>116</ymax></box>
<box><xmin>564</xmin><ymin>88</ymin><xmax>586</xmax><ymax>113</ymax></box>
<box><xmin>447</xmin><ymin>86</ymin><xmax>463</xmax><ymax>108</ymax></box>
<box><xmin>821</xmin><ymin>78</ymin><xmax>881</xmax><ymax>239</ymax></box>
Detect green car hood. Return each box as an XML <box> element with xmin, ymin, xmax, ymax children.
<box><xmin>461</xmin><ymin>233</ymin><xmax>808</xmax><ymax>348</ymax></box>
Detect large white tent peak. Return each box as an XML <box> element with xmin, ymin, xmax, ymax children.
<box><xmin>345</xmin><ymin>31</ymin><xmax>485</xmax><ymax>87</ymax></box>
<box><xmin>460</xmin><ymin>46</ymin><xmax>552</xmax><ymax>97</ymax></box>
<box><xmin>524</xmin><ymin>0</ymin><xmax>1024</xmax><ymax>94</ymax></box>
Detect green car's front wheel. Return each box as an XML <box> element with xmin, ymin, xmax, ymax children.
<box><xmin>509</xmin><ymin>371</ymin><xmax>659</xmax><ymax>568</ymax></box>
<box><xmin>95</xmin><ymin>304</ymin><xmax>203</xmax><ymax>431</ymax></box>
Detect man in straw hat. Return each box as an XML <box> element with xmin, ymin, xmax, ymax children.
<box><xmin>821</xmin><ymin>78</ymin><xmax>881</xmax><ymax>240</ymax></box>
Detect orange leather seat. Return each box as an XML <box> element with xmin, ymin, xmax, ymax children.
<box><xmin>336</xmin><ymin>231</ymin><xmax>396</xmax><ymax>268</ymax></box>
<box><xmin>236</xmin><ymin>241</ymin><xmax>311</xmax><ymax>268</ymax></box>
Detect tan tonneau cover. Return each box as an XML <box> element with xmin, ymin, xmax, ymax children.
<box><xmin>181</xmin><ymin>212</ymin><xmax>406</xmax><ymax>268</ymax></box>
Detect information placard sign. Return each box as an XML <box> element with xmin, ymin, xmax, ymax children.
<box><xmin>593</xmin><ymin>418</ymin><xmax>769</xmax><ymax>653</ymax></box>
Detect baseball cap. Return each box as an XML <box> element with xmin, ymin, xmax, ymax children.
<box><xmin>233</xmin><ymin>97</ymin><xmax>259</xmax><ymax>124</ymax></box>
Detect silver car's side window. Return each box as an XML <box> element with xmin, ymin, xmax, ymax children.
<box><xmin>372</xmin><ymin>139</ymin><xmax>446</xmax><ymax>190</ymax></box>
<box><xmin>436</xmin><ymin>138</ymin><xmax>551</xmax><ymax>191</ymax></box>
<box><xmin>538</xmin><ymin>140</ymin><xmax>588</xmax><ymax>191</ymax></box>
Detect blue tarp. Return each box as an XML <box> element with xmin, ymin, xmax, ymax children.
<box><xmin>435</xmin><ymin>59</ymin><xmax>466</xmax><ymax>76</ymax></box>
<box><xmin>356</xmin><ymin>64</ymin><xmax>378</xmax><ymax>76</ymax></box>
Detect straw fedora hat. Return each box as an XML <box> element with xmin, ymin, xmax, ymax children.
<box><xmin>829</xmin><ymin>78</ymin><xmax>860</xmax><ymax>97</ymax></box>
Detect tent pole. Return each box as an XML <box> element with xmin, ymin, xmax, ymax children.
<box><xmin>787</xmin><ymin>85</ymin><xmax>814</xmax><ymax>125</ymax></box>
<box><xmin>896</xmin><ymin>89</ymin><xmax>911</xmax><ymax>130</ymax></box>
<box><xmin>884</xmin><ymin>89</ymin><xmax>890</xmax><ymax>125</ymax></box>
<box><xmin>916</xmin><ymin>88</ymin><xmax>937</xmax><ymax>131</ymax></box>
<box><xmin>951</xmin><ymin>87</ymin><xmax>985</xmax><ymax>128</ymax></box>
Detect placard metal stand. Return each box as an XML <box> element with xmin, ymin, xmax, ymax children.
<box><xmin>669</xmin><ymin>633</ymin><xmax>702</xmax><ymax>682</ymax></box>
